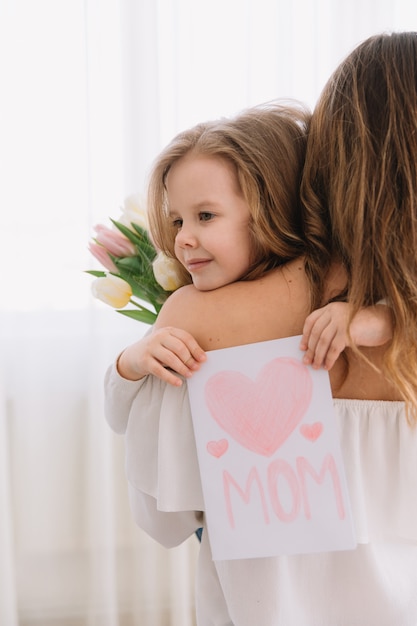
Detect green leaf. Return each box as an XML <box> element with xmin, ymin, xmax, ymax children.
<box><xmin>85</xmin><ymin>270</ymin><xmax>107</xmax><ymax>277</ymax></box>
<box><xmin>110</xmin><ymin>267</ymin><xmax>164</xmax><ymax>306</ymax></box>
<box><xmin>111</xmin><ymin>219</ymin><xmax>147</xmax><ymax>246</ymax></box>
<box><xmin>130</xmin><ymin>221</ymin><xmax>149</xmax><ymax>237</ymax></box>
<box><xmin>111</xmin><ymin>258</ymin><xmax>170</xmax><ymax>306</ymax></box>
<box><xmin>117</xmin><ymin>308</ymin><xmax>158</xmax><ymax>325</ymax></box>
<box><xmin>129</xmin><ymin>296</ymin><xmax>157</xmax><ymax>312</ymax></box>
<box><xmin>131</xmin><ymin>222</ymin><xmax>157</xmax><ymax>250</ymax></box>
<box><xmin>138</xmin><ymin>240</ymin><xmax>158</xmax><ymax>262</ymax></box>
<box><xmin>115</xmin><ymin>255</ymin><xmax>145</xmax><ymax>273</ymax></box>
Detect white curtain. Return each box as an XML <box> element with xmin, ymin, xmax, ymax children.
<box><xmin>0</xmin><ymin>1</ymin><xmax>416</xmax><ymax>624</ymax></box>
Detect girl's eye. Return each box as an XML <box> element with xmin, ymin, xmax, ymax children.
<box><xmin>199</xmin><ymin>212</ymin><xmax>215</xmax><ymax>222</ymax></box>
<box><xmin>172</xmin><ymin>218</ymin><xmax>183</xmax><ymax>229</ymax></box>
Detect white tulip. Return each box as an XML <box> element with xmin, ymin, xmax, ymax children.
<box><xmin>152</xmin><ymin>252</ymin><xmax>184</xmax><ymax>292</ymax></box>
<box><xmin>119</xmin><ymin>193</ymin><xmax>149</xmax><ymax>231</ymax></box>
<box><xmin>91</xmin><ymin>275</ymin><xmax>132</xmax><ymax>308</ymax></box>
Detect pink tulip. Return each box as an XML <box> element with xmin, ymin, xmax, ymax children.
<box><xmin>88</xmin><ymin>242</ymin><xmax>118</xmax><ymax>273</ymax></box>
<box><xmin>94</xmin><ymin>224</ymin><xmax>136</xmax><ymax>257</ymax></box>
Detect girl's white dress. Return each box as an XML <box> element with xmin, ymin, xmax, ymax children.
<box><xmin>105</xmin><ymin>363</ymin><xmax>417</xmax><ymax>626</ymax></box>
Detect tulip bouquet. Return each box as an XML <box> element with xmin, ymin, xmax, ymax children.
<box><xmin>87</xmin><ymin>194</ymin><xmax>184</xmax><ymax>325</ymax></box>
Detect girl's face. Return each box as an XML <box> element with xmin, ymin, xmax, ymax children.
<box><xmin>165</xmin><ymin>153</ymin><xmax>254</xmax><ymax>291</ymax></box>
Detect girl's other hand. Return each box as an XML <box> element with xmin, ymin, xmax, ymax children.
<box><xmin>300</xmin><ymin>302</ymin><xmax>351</xmax><ymax>370</ymax></box>
<box><xmin>300</xmin><ymin>302</ymin><xmax>393</xmax><ymax>370</ymax></box>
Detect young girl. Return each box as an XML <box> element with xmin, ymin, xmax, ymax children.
<box><xmin>115</xmin><ymin>102</ymin><xmax>391</xmax><ymax>386</ymax></box>
<box><xmin>105</xmin><ymin>98</ymin><xmax>397</xmax><ymax>625</ymax></box>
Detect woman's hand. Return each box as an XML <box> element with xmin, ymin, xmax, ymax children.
<box><xmin>116</xmin><ymin>326</ymin><xmax>207</xmax><ymax>386</ymax></box>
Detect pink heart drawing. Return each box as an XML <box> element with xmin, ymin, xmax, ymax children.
<box><xmin>205</xmin><ymin>358</ymin><xmax>313</xmax><ymax>457</ymax></box>
<box><xmin>300</xmin><ymin>422</ymin><xmax>323</xmax><ymax>442</ymax></box>
<box><xmin>207</xmin><ymin>439</ymin><xmax>229</xmax><ymax>458</ymax></box>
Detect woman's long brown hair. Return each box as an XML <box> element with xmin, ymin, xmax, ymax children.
<box><xmin>302</xmin><ymin>32</ymin><xmax>417</xmax><ymax>419</ymax></box>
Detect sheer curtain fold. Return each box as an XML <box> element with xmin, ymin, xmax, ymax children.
<box><xmin>0</xmin><ymin>372</ymin><xmax>19</xmax><ymax>626</ymax></box>
<box><xmin>1</xmin><ymin>0</ymin><xmax>416</xmax><ymax>624</ymax></box>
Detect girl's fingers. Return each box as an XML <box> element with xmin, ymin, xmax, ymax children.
<box><xmin>300</xmin><ymin>309</ymin><xmax>323</xmax><ymax>350</ymax></box>
<box><xmin>310</xmin><ymin>326</ymin><xmax>338</xmax><ymax>369</ymax></box>
<box><xmin>145</xmin><ymin>328</ymin><xmax>207</xmax><ymax>383</ymax></box>
<box><xmin>302</xmin><ymin>315</ymin><xmax>332</xmax><ymax>364</ymax></box>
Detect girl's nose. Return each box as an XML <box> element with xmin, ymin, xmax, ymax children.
<box><xmin>175</xmin><ymin>225</ymin><xmax>197</xmax><ymax>248</ymax></box>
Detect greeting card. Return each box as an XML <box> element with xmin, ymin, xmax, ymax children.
<box><xmin>187</xmin><ymin>336</ymin><xmax>356</xmax><ymax>560</ymax></box>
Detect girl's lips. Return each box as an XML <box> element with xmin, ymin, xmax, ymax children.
<box><xmin>186</xmin><ymin>258</ymin><xmax>212</xmax><ymax>272</ymax></box>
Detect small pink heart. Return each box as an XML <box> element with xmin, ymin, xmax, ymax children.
<box><xmin>300</xmin><ymin>422</ymin><xmax>323</xmax><ymax>442</ymax></box>
<box><xmin>207</xmin><ymin>439</ymin><xmax>229</xmax><ymax>458</ymax></box>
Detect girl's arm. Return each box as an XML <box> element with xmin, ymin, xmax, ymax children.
<box><xmin>300</xmin><ymin>302</ymin><xmax>393</xmax><ymax>370</ymax></box>
<box><xmin>104</xmin><ymin>323</ymin><xmax>206</xmax><ymax>432</ymax></box>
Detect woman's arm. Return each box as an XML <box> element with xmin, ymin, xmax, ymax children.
<box><xmin>104</xmin><ymin>362</ymin><xmax>145</xmax><ymax>434</ymax></box>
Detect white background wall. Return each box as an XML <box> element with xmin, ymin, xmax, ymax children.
<box><xmin>0</xmin><ymin>2</ymin><xmax>416</xmax><ymax>624</ymax></box>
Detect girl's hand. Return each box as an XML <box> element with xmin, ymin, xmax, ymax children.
<box><xmin>300</xmin><ymin>302</ymin><xmax>393</xmax><ymax>370</ymax></box>
<box><xmin>300</xmin><ymin>302</ymin><xmax>351</xmax><ymax>370</ymax></box>
<box><xmin>116</xmin><ymin>326</ymin><xmax>207</xmax><ymax>386</ymax></box>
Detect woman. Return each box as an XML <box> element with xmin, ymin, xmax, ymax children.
<box><xmin>106</xmin><ymin>32</ymin><xmax>417</xmax><ymax>625</ymax></box>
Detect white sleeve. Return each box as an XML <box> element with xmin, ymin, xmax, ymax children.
<box><xmin>105</xmin><ymin>360</ymin><xmax>205</xmax><ymax>545</ymax></box>
<box><xmin>103</xmin><ymin>361</ymin><xmax>146</xmax><ymax>434</ymax></box>
<box><xmin>128</xmin><ymin>483</ymin><xmax>203</xmax><ymax>548</ymax></box>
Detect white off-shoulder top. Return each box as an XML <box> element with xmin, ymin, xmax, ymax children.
<box><xmin>105</xmin><ymin>363</ymin><xmax>417</xmax><ymax>626</ymax></box>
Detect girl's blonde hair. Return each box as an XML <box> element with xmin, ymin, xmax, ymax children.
<box><xmin>147</xmin><ymin>101</ymin><xmax>310</xmax><ymax>286</ymax></box>
<box><xmin>301</xmin><ymin>31</ymin><xmax>417</xmax><ymax>418</ymax></box>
